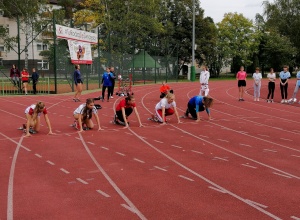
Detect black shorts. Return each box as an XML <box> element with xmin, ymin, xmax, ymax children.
<box><xmin>22</xmin><ymin>80</ymin><xmax>28</xmax><ymax>83</ymax></box>
<box><xmin>75</xmin><ymin>79</ymin><xmax>83</xmax><ymax>85</ymax></box>
<box><xmin>238</xmin><ymin>80</ymin><xmax>246</xmax><ymax>87</ymax></box>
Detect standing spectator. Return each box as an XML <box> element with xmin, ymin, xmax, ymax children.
<box><xmin>101</xmin><ymin>66</ymin><xmax>113</xmax><ymax>102</ymax></box>
<box><xmin>266</xmin><ymin>68</ymin><xmax>276</xmax><ymax>103</ymax></box>
<box><xmin>113</xmin><ymin>95</ymin><xmax>143</xmax><ymax>127</ymax></box>
<box><xmin>184</xmin><ymin>95</ymin><xmax>214</xmax><ymax>122</ymax></box>
<box><xmin>31</xmin><ymin>68</ymin><xmax>39</xmax><ymax>95</ymax></box>
<box><xmin>109</xmin><ymin>66</ymin><xmax>116</xmax><ymax>98</ymax></box>
<box><xmin>21</xmin><ymin>67</ymin><xmax>29</xmax><ymax>95</ymax></box>
<box><xmin>279</xmin><ymin>65</ymin><xmax>291</xmax><ymax>103</ymax></box>
<box><xmin>152</xmin><ymin>93</ymin><xmax>181</xmax><ymax>124</ymax></box>
<box><xmin>252</xmin><ymin>67</ymin><xmax>262</xmax><ymax>101</ymax></box>
<box><xmin>10</xmin><ymin>64</ymin><xmax>20</xmax><ymax>88</ymax></box>
<box><xmin>199</xmin><ymin>65</ymin><xmax>210</xmax><ymax>96</ymax></box>
<box><xmin>73</xmin><ymin>64</ymin><xmax>83</xmax><ymax>102</ymax></box>
<box><xmin>236</xmin><ymin>66</ymin><xmax>247</xmax><ymax>101</ymax></box>
<box><xmin>288</xmin><ymin>70</ymin><xmax>300</xmax><ymax>104</ymax></box>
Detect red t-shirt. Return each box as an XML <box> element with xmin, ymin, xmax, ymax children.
<box><xmin>115</xmin><ymin>99</ymin><xmax>136</xmax><ymax>111</ymax></box>
<box><xmin>160</xmin><ymin>85</ymin><xmax>170</xmax><ymax>93</ymax></box>
<box><xmin>21</xmin><ymin>71</ymin><xmax>29</xmax><ymax>82</ymax></box>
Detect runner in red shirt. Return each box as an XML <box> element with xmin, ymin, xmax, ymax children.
<box><xmin>114</xmin><ymin>95</ymin><xmax>143</xmax><ymax>128</ymax></box>
<box><xmin>159</xmin><ymin>81</ymin><xmax>173</xmax><ymax>98</ymax></box>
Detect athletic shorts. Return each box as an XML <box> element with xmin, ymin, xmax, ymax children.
<box><xmin>22</xmin><ymin>80</ymin><xmax>28</xmax><ymax>83</ymax></box>
<box><xmin>75</xmin><ymin>79</ymin><xmax>83</xmax><ymax>85</ymax></box>
<box><xmin>238</xmin><ymin>80</ymin><xmax>246</xmax><ymax>87</ymax></box>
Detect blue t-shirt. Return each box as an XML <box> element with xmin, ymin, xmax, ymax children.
<box><xmin>297</xmin><ymin>71</ymin><xmax>300</xmax><ymax>86</ymax></box>
<box><xmin>188</xmin><ymin>96</ymin><xmax>210</xmax><ymax>114</ymax></box>
<box><xmin>279</xmin><ymin>71</ymin><xmax>291</xmax><ymax>80</ymax></box>
<box><xmin>102</xmin><ymin>72</ymin><xmax>113</xmax><ymax>86</ymax></box>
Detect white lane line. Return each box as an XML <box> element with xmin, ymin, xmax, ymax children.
<box><xmin>7</xmin><ymin>135</ymin><xmax>24</xmax><ymax>220</ymax></box>
<box><xmin>96</xmin><ymin>190</ymin><xmax>110</xmax><ymax>198</ymax></box>
<box><xmin>213</xmin><ymin>157</ymin><xmax>228</xmax><ymax>162</ymax></box>
<box><xmin>258</xmin><ymin>134</ymin><xmax>270</xmax><ymax>138</ymax></box>
<box><xmin>154</xmin><ymin>140</ymin><xmax>163</xmax><ymax>143</ymax></box>
<box><xmin>239</xmin><ymin>143</ymin><xmax>252</xmax><ymax>148</ymax></box>
<box><xmin>178</xmin><ymin>175</ymin><xmax>194</xmax><ymax>182</ymax></box>
<box><xmin>208</xmin><ymin>186</ymin><xmax>226</xmax><ymax>193</ymax></box>
<box><xmin>87</xmin><ymin>142</ymin><xmax>95</xmax><ymax>145</ymax></box>
<box><xmin>273</xmin><ymin>172</ymin><xmax>293</xmax><ymax>179</ymax></box>
<box><xmin>280</xmin><ymin>138</ymin><xmax>293</xmax><ymax>142</ymax></box>
<box><xmin>116</xmin><ymin>152</ymin><xmax>126</xmax><ymax>156</ymax></box>
<box><xmin>191</xmin><ymin>150</ymin><xmax>204</xmax><ymax>154</ymax></box>
<box><xmin>171</xmin><ymin>144</ymin><xmax>182</xmax><ymax>149</ymax></box>
<box><xmin>246</xmin><ymin>199</ymin><xmax>268</xmax><ymax>209</ymax></box>
<box><xmin>291</xmin><ymin>216</ymin><xmax>300</xmax><ymax>220</ymax></box>
<box><xmin>65</xmin><ymin>134</ymin><xmax>71</xmax><ymax>136</ymax></box>
<box><xmin>75</xmin><ymin>137</ymin><xmax>80</xmax><ymax>140</ymax></box>
<box><xmin>60</xmin><ymin>168</ymin><xmax>70</xmax><ymax>174</ymax></box>
<box><xmin>46</xmin><ymin>160</ymin><xmax>55</xmax><ymax>165</ymax></box>
<box><xmin>241</xmin><ymin>164</ymin><xmax>257</xmax><ymax>169</ymax></box>
<box><xmin>101</xmin><ymin>146</ymin><xmax>109</xmax><ymax>150</ymax></box>
<box><xmin>35</xmin><ymin>153</ymin><xmax>42</xmax><ymax>158</ymax></box>
<box><xmin>217</xmin><ymin>139</ymin><xmax>229</xmax><ymax>142</ymax></box>
<box><xmin>153</xmin><ymin>166</ymin><xmax>167</xmax><ymax>172</ymax></box>
<box><xmin>291</xmin><ymin>155</ymin><xmax>300</xmax><ymax>158</ymax></box>
<box><xmin>78</xmin><ymin>133</ymin><xmax>146</xmax><ymax>220</ymax></box>
<box><xmin>125</xmin><ymin>132</ymin><xmax>133</xmax><ymax>135</ymax></box>
<box><xmin>76</xmin><ymin>178</ymin><xmax>89</xmax><ymax>184</ymax></box>
<box><xmin>121</xmin><ymin>204</ymin><xmax>136</xmax><ymax>214</ymax></box>
<box><xmin>133</xmin><ymin>158</ymin><xmax>145</xmax><ymax>163</ymax></box>
<box><xmin>263</xmin><ymin>149</ymin><xmax>277</xmax><ymax>153</ymax></box>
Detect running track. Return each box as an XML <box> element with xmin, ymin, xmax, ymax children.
<box><xmin>0</xmin><ymin>79</ymin><xmax>299</xmax><ymax>220</ymax></box>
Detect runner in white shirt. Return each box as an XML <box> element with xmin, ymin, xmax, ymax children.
<box><xmin>153</xmin><ymin>93</ymin><xmax>181</xmax><ymax>124</ymax></box>
<box><xmin>73</xmin><ymin>98</ymin><xmax>102</xmax><ymax>132</ymax></box>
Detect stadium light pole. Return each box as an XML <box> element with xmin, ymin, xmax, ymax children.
<box><xmin>191</xmin><ymin>0</ymin><xmax>196</xmax><ymax>81</ymax></box>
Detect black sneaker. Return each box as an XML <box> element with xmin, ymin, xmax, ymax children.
<box><xmin>29</xmin><ymin>128</ymin><xmax>36</xmax><ymax>134</ymax></box>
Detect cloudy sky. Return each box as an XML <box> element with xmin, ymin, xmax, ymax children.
<box><xmin>200</xmin><ymin>0</ymin><xmax>275</xmax><ymax>23</ymax></box>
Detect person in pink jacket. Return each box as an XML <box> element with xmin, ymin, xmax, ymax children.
<box><xmin>236</xmin><ymin>66</ymin><xmax>247</xmax><ymax>101</ymax></box>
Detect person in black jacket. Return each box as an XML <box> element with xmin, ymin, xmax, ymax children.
<box><xmin>31</xmin><ymin>68</ymin><xmax>39</xmax><ymax>94</ymax></box>
<box><xmin>109</xmin><ymin>66</ymin><xmax>116</xmax><ymax>98</ymax></box>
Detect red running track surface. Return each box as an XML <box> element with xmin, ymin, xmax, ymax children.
<box><xmin>0</xmin><ymin>79</ymin><xmax>299</xmax><ymax>219</ymax></box>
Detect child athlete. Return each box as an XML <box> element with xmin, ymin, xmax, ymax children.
<box><xmin>73</xmin><ymin>98</ymin><xmax>102</xmax><ymax>132</ymax></box>
<box><xmin>114</xmin><ymin>95</ymin><xmax>143</xmax><ymax>127</ymax></box>
<box><xmin>199</xmin><ymin>65</ymin><xmax>210</xmax><ymax>96</ymax></box>
<box><xmin>23</xmin><ymin>101</ymin><xmax>53</xmax><ymax>137</ymax></box>
<box><xmin>184</xmin><ymin>95</ymin><xmax>214</xmax><ymax>122</ymax></box>
<box><xmin>288</xmin><ymin>70</ymin><xmax>300</xmax><ymax>104</ymax></box>
<box><xmin>153</xmin><ymin>93</ymin><xmax>181</xmax><ymax>124</ymax></box>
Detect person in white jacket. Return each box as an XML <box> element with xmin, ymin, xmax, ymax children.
<box><xmin>199</xmin><ymin>65</ymin><xmax>210</xmax><ymax>96</ymax></box>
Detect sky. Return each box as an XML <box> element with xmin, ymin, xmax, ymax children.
<box><xmin>200</xmin><ymin>0</ymin><xmax>274</xmax><ymax>23</ymax></box>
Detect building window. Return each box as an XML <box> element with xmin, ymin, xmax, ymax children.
<box><xmin>37</xmin><ymin>60</ymin><xmax>49</xmax><ymax>70</ymax></box>
<box><xmin>0</xmin><ymin>45</ymin><xmax>4</xmax><ymax>52</ymax></box>
<box><xmin>37</xmin><ymin>43</ymin><xmax>48</xmax><ymax>51</ymax></box>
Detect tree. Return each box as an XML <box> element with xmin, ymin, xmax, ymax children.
<box><xmin>217</xmin><ymin>12</ymin><xmax>259</xmax><ymax>73</ymax></box>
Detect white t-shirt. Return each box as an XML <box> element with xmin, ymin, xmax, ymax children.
<box><xmin>155</xmin><ymin>97</ymin><xmax>176</xmax><ymax>110</ymax></box>
<box><xmin>267</xmin><ymin>72</ymin><xmax>276</xmax><ymax>82</ymax></box>
<box><xmin>73</xmin><ymin>104</ymin><xmax>97</xmax><ymax>115</ymax></box>
<box><xmin>253</xmin><ymin>72</ymin><xmax>262</xmax><ymax>83</ymax></box>
<box><xmin>200</xmin><ymin>70</ymin><xmax>210</xmax><ymax>85</ymax></box>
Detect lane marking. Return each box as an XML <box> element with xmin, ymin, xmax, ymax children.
<box><xmin>35</xmin><ymin>153</ymin><xmax>42</xmax><ymax>158</ymax></box>
<box><xmin>263</xmin><ymin>149</ymin><xmax>277</xmax><ymax>153</ymax></box>
<box><xmin>239</xmin><ymin>143</ymin><xmax>252</xmax><ymax>148</ymax></box>
<box><xmin>76</xmin><ymin>178</ymin><xmax>89</xmax><ymax>184</ymax></box>
<box><xmin>60</xmin><ymin>168</ymin><xmax>70</xmax><ymax>174</ymax></box>
<box><xmin>153</xmin><ymin>166</ymin><xmax>167</xmax><ymax>172</ymax></box>
<box><xmin>280</xmin><ymin>138</ymin><xmax>293</xmax><ymax>142</ymax></box>
<box><xmin>121</xmin><ymin>204</ymin><xmax>137</xmax><ymax>214</ymax></box>
<box><xmin>217</xmin><ymin>139</ymin><xmax>229</xmax><ymax>142</ymax></box>
<box><xmin>101</xmin><ymin>146</ymin><xmax>109</xmax><ymax>150</ymax></box>
<box><xmin>78</xmin><ymin>133</ymin><xmax>146</xmax><ymax>220</ymax></box>
<box><xmin>96</xmin><ymin>190</ymin><xmax>110</xmax><ymax>198</ymax></box>
<box><xmin>171</xmin><ymin>144</ymin><xmax>182</xmax><ymax>149</ymax></box>
<box><xmin>291</xmin><ymin>155</ymin><xmax>300</xmax><ymax>158</ymax></box>
<box><xmin>208</xmin><ymin>186</ymin><xmax>226</xmax><ymax>193</ymax></box>
<box><xmin>241</xmin><ymin>164</ymin><xmax>257</xmax><ymax>169</ymax></box>
<box><xmin>7</xmin><ymin>135</ymin><xmax>24</xmax><ymax>220</ymax></box>
<box><xmin>133</xmin><ymin>158</ymin><xmax>145</xmax><ymax>164</ymax></box>
<box><xmin>246</xmin><ymin>199</ymin><xmax>268</xmax><ymax>209</ymax></box>
<box><xmin>46</xmin><ymin>160</ymin><xmax>55</xmax><ymax>165</ymax></box>
<box><xmin>198</xmin><ymin>135</ymin><xmax>209</xmax><ymax>138</ymax></box>
<box><xmin>154</xmin><ymin>140</ymin><xmax>163</xmax><ymax>143</ymax></box>
<box><xmin>273</xmin><ymin>172</ymin><xmax>293</xmax><ymax>179</ymax></box>
<box><xmin>291</xmin><ymin>216</ymin><xmax>300</xmax><ymax>220</ymax></box>
<box><xmin>213</xmin><ymin>157</ymin><xmax>228</xmax><ymax>162</ymax></box>
<box><xmin>87</xmin><ymin>142</ymin><xmax>95</xmax><ymax>145</ymax></box>
<box><xmin>178</xmin><ymin>175</ymin><xmax>194</xmax><ymax>182</ymax></box>
<box><xmin>191</xmin><ymin>150</ymin><xmax>204</xmax><ymax>154</ymax></box>
<box><xmin>116</xmin><ymin>152</ymin><xmax>126</xmax><ymax>156</ymax></box>
<box><xmin>258</xmin><ymin>134</ymin><xmax>270</xmax><ymax>138</ymax></box>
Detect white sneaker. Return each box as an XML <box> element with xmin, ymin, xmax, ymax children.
<box><xmin>285</xmin><ymin>100</ymin><xmax>288</xmax><ymax>103</ymax></box>
<box><xmin>281</xmin><ymin>100</ymin><xmax>285</xmax><ymax>103</ymax></box>
<box><xmin>110</xmin><ymin>96</ymin><xmax>114</xmax><ymax>99</ymax></box>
